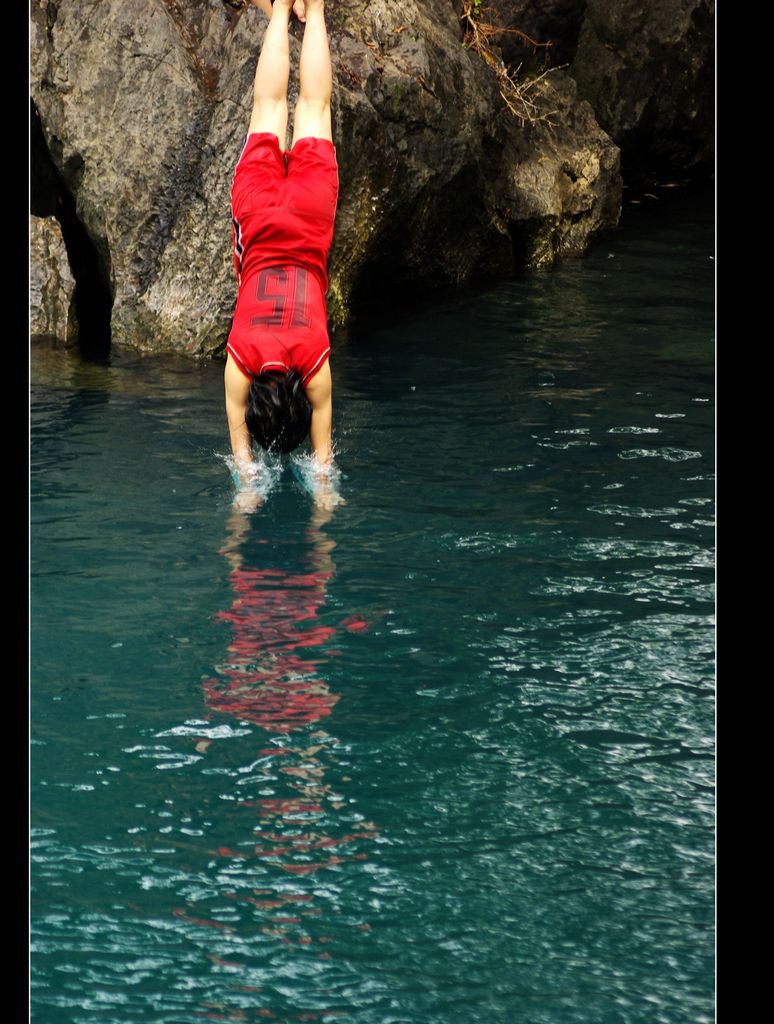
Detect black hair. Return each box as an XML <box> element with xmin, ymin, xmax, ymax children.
<box><xmin>245</xmin><ymin>368</ymin><xmax>312</xmax><ymax>454</ymax></box>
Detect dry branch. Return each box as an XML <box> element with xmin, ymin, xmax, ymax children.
<box><xmin>460</xmin><ymin>1</ymin><xmax>562</xmax><ymax>127</ymax></box>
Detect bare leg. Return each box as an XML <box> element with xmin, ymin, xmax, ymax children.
<box><xmin>247</xmin><ymin>0</ymin><xmax>294</xmax><ymax>145</ymax></box>
<box><xmin>291</xmin><ymin>0</ymin><xmax>333</xmax><ymax>147</ymax></box>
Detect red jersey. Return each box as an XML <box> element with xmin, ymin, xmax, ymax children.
<box><xmin>227</xmin><ymin>133</ymin><xmax>339</xmax><ymax>385</ymax></box>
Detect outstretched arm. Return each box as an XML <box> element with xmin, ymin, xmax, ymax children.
<box><xmin>224</xmin><ymin>353</ymin><xmax>254</xmax><ymax>474</ymax></box>
<box><xmin>305</xmin><ymin>361</ymin><xmax>344</xmax><ymax>509</ymax></box>
<box><xmin>225</xmin><ymin>355</ymin><xmax>267</xmax><ymax>511</ymax></box>
<box><xmin>305</xmin><ymin>360</ymin><xmax>333</xmax><ymax>466</ymax></box>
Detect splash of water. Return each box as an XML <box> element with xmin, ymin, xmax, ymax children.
<box><xmin>290</xmin><ymin>450</ymin><xmax>345</xmax><ymax>508</ymax></box>
<box><xmin>217</xmin><ymin>448</ymin><xmax>344</xmax><ymax>509</ymax></box>
<box><xmin>220</xmin><ymin>451</ymin><xmax>283</xmax><ymax>502</ymax></box>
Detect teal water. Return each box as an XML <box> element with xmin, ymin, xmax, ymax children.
<box><xmin>31</xmin><ymin>187</ymin><xmax>715</xmax><ymax>1024</ymax></box>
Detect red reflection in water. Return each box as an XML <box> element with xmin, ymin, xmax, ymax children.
<box><xmin>204</xmin><ymin>505</ymin><xmax>337</xmax><ymax>731</ymax></box>
<box><xmin>204</xmin><ymin>561</ymin><xmax>339</xmax><ymax>732</ymax></box>
<box><xmin>172</xmin><ymin>908</ymin><xmax>235</xmax><ymax>932</ymax></box>
<box><xmin>203</xmin><ymin>507</ymin><xmax>386</xmax><ymax>733</ymax></box>
<box><xmin>185</xmin><ymin>504</ymin><xmax>383</xmax><ymax>1014</ymax></box>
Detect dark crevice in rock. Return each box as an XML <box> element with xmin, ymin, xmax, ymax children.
<box><xmin>507</xmin><ymin>218</ymin><xmax>538</xmax><ymax>268</ymax></box>
<box><xmin>343</xmin><ymin>263</ymin><xmax>514</xmax><ymax>338</ymax></box>
<box><xmin>488</xmin><ymin>1</ymin><xmax>588</xmax><ymax>72</ymax></box>
<box><xmin>348</xmin><ymin>260</ymin><xmax>431</xmax><ymax>318</ymax></box>
<box><xmin>45</xmin><ymin>0</ymin><xmax>58</xmax><ymax>43</ymax></box>
<box><xmin>619</xmin><ymin>138</ymin><xmax>715</xmax><ymax>191</ymax></box>
<box><xmin>31</xmin><ymin>99</ymin><xmax>113</xmax><ymax>358</ymax></box>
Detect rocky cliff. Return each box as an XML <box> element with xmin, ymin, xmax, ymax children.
<box><xmin>571</xmin><ymin>0</ymin><xmax>713</xmax><ymax>182</ymax></box>
<box><xmin>30</xmin><ymin>215</ymin><xmax>76</xmax><ymax>342</ymax></box>
<box><xmin>34</xmin><ymin>0</ymin><xmax>697</xmax><ymax>356</ymax></box>
<box><xmin>482</xmin><ymin>0</ymin><xmax>714</xmax><ymax>183</ymax></box>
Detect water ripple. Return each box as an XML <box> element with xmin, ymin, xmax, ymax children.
<box><xmin>32</xmin><ymin>191</ymin><xmax>714</xmax><ymax>1023</ymax></box>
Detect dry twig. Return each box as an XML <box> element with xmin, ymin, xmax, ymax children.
<box><xmin>460</xmin><ymin>1</ymin><xmax>562</xmax><ymax>127</ymax></box>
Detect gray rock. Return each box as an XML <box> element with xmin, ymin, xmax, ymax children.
<box><xmin>502</xmin><ymin>70</ymin><xmax>620</xmax><ymax>267</ymax></box>
<box><xmin>31</xmin><ymin>0</ymin><xmax>621</xmax><ymax>356</ymax></box>
<box><xmin>570</xmin><ymin>0</ymin><xmax>714</xmax><ymax>181</ymax></box>
<box><xmin>30</xmin><ymin>214</ymin><xmax>76</xmax><ymax>342</ymax></box>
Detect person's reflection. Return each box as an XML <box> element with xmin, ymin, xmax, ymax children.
<box><xmin>183</xmin><ymin>504</ymin><xmax>381</xmax><ymax>996</ymax></box>
<box><xmin>204</xmin><ymin>502</ymin><xmax>354</xmax><ymax>732</ymax></box>
<box><xmin>199</xmin><ymin>500</ymin><xmax>382</xmax><ymax>873</ymax></box>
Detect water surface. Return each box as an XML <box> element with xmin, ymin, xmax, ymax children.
<box><xmin>31</xmin><ymin>185</ymin><xmax>714</xmax><ymax>1024</ymax></box>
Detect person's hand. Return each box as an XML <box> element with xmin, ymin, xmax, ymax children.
<box><xmin>308</xmin><ymin>456</ymin><xmax>344</xmax><ymax>510</ymax></box>
<box><xmin>234</xmin><ymin>488</ymin><xmax>263</xmax><ymax>513</ymax></box>
<box><xmin>314</xmin><ymin>488</ymin><xmax>345</xmax><ymax>511</ymax></box>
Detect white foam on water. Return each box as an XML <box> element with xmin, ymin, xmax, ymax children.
<box><xmin>216</xmin><ymin>446</ymin><xmax>345</xmax><ymax>509</ymax></box>
<box><xmin>218</xmin><ymin>450</ymin><xmax>283</xmax><ymax>507</ymax></box>
<box><xmin>290</xmin><ymin>449</ymin><xmax>345</xmax><ymax>508</ymax></box>
<box><xmin>154</xmin><ymin>722</ymin><xmax>251</xmax><ymax>739</ymax></box>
